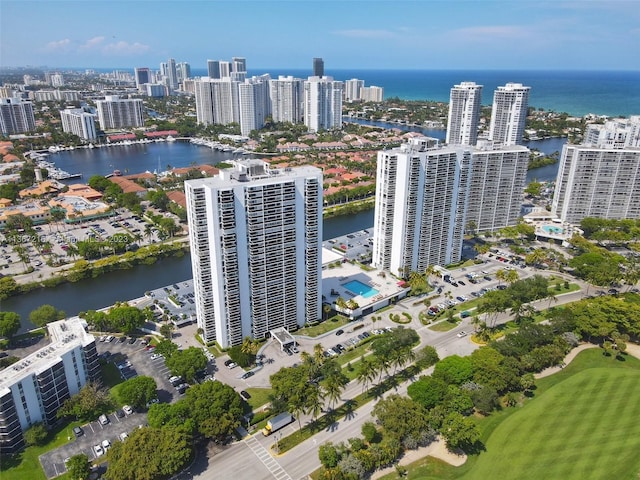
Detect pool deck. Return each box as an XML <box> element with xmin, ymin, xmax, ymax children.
<box><xmin>322</xmin><ymin>261</ymin><xmax>408</xmax><ymax>316</ymax></box>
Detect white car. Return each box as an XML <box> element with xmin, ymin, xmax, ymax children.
<box><xmin>456</xmin><ymin>331</ymin><xmax>468</xmax><ymax>338</ymax></box>
<box><xmin>119</xmin><ymin>432</ymin><xmax>129</xmax><ymax>442</ymax></box>
<box><xmin>93</xmin><ymin>445</ymin><xmax>105</xmax><ymax>457</ymax></box>
<box><xmin>150</xmin><ymin>353</ymin><xmax>162</xmax><ymax>360</ymax></box>
<box><xmin>123</xmin><ymin>405</ymin><xmax>133</xmax><ymax>415</ymax></box>
<box><xmin>101</xmin><ymin>439</ymin><xmax>111</xmax><ymax>450</ymax></box>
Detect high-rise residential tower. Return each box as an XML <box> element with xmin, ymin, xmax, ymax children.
<box><xmin>177</xmin><ymin>62</ymin><xmax>191</xmax><ymax>83</ymax></box>
<box><xmin>134</xmin><ymin>67</ymin><xmax>151</xmax><ymax>91</ymax></box>
<box><xmin>269</xmin><ymin>76</ymin><xmax>305</xmax><ymax>124</ymax></box>
<box><xmin>185</xmin><ymin>160</ymin><xmax>323</xmax><ymax>348</ymax></box>
<box><xmin>313</xmin><ymin>57</ymin><xmax>324</xmax><ymax>77</ymax></box>
<box><xmin>344</xmin><ymin>79</ymin><xmax>364</xmax><ymax>102</ymax></box>
<box><xmin>465</xmin><ymin>140</ymin><xmax>530</xmax><ymax>233</ymax></box>
<box><xmin>167</xmin><ymin>58</ymin><xmax>179</xmax><ymax>90</ymax></box>
<box><xmin>372</xmin><ymin>137</ymin><xmax>472</xmax><ymax>275</ymax></box>
<box><xmin>489</xmin><ymin>83</ymin><xmax>530</xmax><ymax>146</ymax></box>
<box><xmin>361</xmin><ymin>86</ymin><xmax>384</xmax><ymax>102</ymax></box>
<box><xmin>446</xmin><ymin>81</ymin><xmax>483</xmax><ymax>146</ymax></box>
<box><xmin>552</xmin><ymin>116</ymin><xmax>640</xmax><ymax>224</ymax></box>
<box><xmin>238</xmin><ymin>75</ymin><xmax>271</xmax><ymax>136</ymax></box>
<box><xmin>303</xmin><ymin>76</ymin><xmax>343</xmax><ymax>133</ymax></box>
<box><xmin>232</xmin><ymin>57</ymin><xmax>247</xmax><ymax>73</ymax></box>
<box><xmin>207</xmin><ymin>60</ymin><xmax>221</xmax><ymax>79</ymax></box>
<box><xmin>0</xmin><ymin>97</ymin><xmax>36</xmax><ymax>135</ymax></box>
<box><xmin>96</xmin><ymin>96</ymin><xmax>144</xmax><ymax>129</ymax></box>
<box><xmin>194</xmin><ymin>77</ymin><xmax>240</xmax><ymax>126</ymax></box>
<box><xmin>219</xmin><ymin>61</ymin><xmax>232</xmax><ymax>78</ymax></box>
<box><xmin>59</xmin><ymin>108</ymin><xmax>97</xmax><ymax>141</ymax></box>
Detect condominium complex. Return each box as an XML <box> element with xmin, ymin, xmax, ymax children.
<box><xmin>238</xmin><ymin>75</ymin><xmax>271</xmax><ymax>136</ymax></box>
<box><xmin>0</xmin><ymin>97</ymin><xmax>36</xmax><ymax>135</ymax></box>
<box><xmin>552</xmin><ymin>117</ymin><xmax>640</xmax><ymax>223</ymax></box>
<box><xmin>372</xmin><ymin>137</ymin><xmax>471</xmax><ymax>275</ymax></box>
<box><xmin>207</xmin><ymin>60</ymin><xmax>221</xmax><ymax>79</ymax></box>
<box><xmin>96</xmin><ymin>95</ymin><xmax>144</xmax><ymax>129</ymax></box>
<box><xmin>303</xmin><ymin>76</ymin><xmax>343</xmax><ymax>132</ymax></box>
<box><xmin>185</xmin><ymin>160</ymin><xmax>323</xmax><ymax>348</ymax></box>
<box><xmin>489</xmin><ymin>83</ymin><xmax>530</xmax><ymax>146</ymax></box>
<box><xmin>360</xmin><ymin>86</ymin><xmax>384</xmax><ymax>103</ymax></box>
<box><xmin>0</xmin><ymin>318</ymin><xmax>100</xmax><ymax>454</ymax></box>
<box><xmin>134</xmin><ymin>67</ymin><xmax>151</xmax><ymax>90</ymax></box>
<box><xmin>167</xmin><ymin>58</ymin><xmax>179</xmax><ymax>90</ymax></box>
<box><xmin>59</xmin><ymin>108</ymin><xmax>97</xmax><ymax>141</ymax></box>
<box><xmin>344</xmin><ymin>79</ymin><xmax>364</xmax><ymax>102</ymax></box>
<box><xmin>33</xmin><ymin>90</ymin><xmax>81</xmax><ymax>102</ymax></box>
<box><xmin>269</xmin><ymin>76</ymin><xmax>305</xmax><ymax>124</ymax></box>
<box><xmin>446</xmin><ymin>81</ymin><xmax>483</xmax><ymax>146</ymax></box>
<box><xmin>465</xmin><ymin>141</ymin><xmax>530</xmax><ymax>232</ymax></box>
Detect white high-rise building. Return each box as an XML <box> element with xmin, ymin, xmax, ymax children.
<box><xmin>232</xmin><ymin>57</ymin><xmax>247</xmax><ymax>73</ymax></box>
<box><xmin>372</xmin><ymin>137</ymin><xmax>471</xmax><ymax>276</ymax></box>
<box><xmin>446</xmin><ymin>81</ymin><xmax>483</xmax><ymax>146</ymax></box>
<box><xmin>466</xmin><ymin>140</ymin><xmax>530</xmax><ymax>233</ymax></box>
<box><xmin>360</xmin><ymin>86</ymin><xmax>384</xmax><ymax>103</ymax></box>
<box><xmin>177</xmin><ymin>62</ymin><xmax>191</xmax><ymax>83</ymax></box>
<box><xmin>185</xmin><ymin>160</ymin><xmax>323</xmax><ymax>348</ymax></box>
<box><xmin>219</xmin><ymin>61</ymin><xmax>232</xmax><ymax>78</ymax></box>
<box><xmin>489</xmin><ymin>83</ymin><xmax>530</xmax><ymax>146</ymax></box>
<box><xmin>552</xmin><ymin>121</ymin><xmax>640</xmax><ymax>224</ymax></box>
<box><xmin>0</xmin><ymin>97</ymin><xmax>36</xmax><ymax>135</ymax></box>
<box><xmin>238</xmin><ymin>75</ymin><xmax>271</xmax><ymax>136</ymax></box>
<box><xmin>96</xmin><ymin>95</ymin><xmax>144</xmax><ymax>129</ymax></box>
<box><xmin>59</xmin><ymin>108</ymin><xmax>97</xmax><ymax>141</ymax></box>
<box><xmin>194</xmin><ymin>77</ymin><xmax>240</xmax><ymax>126</ymax></box>
<box><xmin>303</xmin><ymin>76</ymin><xmax>343</xmax><ymax>133</ymax></box>
<box><xmin>344</xmin><ymin>79</ymin><xmax>364</xmax><ymax>102</ymax></box>
<box><xmin>269</xmin><ymin>76</ymin><xmax>304</xmax><ymax>124</ymax></box>
<box><xmin>167</xmin><ymin>58</ymin><xmax>179</xmax><ymax>90</ymax></box>
<box><xmin>0</xmin><ymin>318</ymin><xmax>100</xmax><ymax>454</ymax></box>
<box><xmin>50</xmin><ymin>73</ymin><xmax>64</xmax><ymax>87</ymax></box>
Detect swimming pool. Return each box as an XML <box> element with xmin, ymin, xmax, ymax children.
<box><xmin>343</xmin><ymin>280</ymin><xmax>379</xmax><ymax>299</ymax></box>
<box><xmin>542</xmin><ymin>225</ymin><xmax>563</xmax><ymax>235</ymax></box>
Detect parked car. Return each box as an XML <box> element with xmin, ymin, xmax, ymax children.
<box><xmin>98</xmin><ymin>414</ymin><xmax>109</xmax><ymax>425</ymax></box>
<box><xmin>226</xmin><ymin>361</ymin><xmax>238</xmax><ymax>369</ymax></box>
<box><xmin>335</xmin><ymin>329</ymin><xmax>344</xmax><ymax>336</ymax></box>
<box><xmin>93</xmin><ymin>445</ymin><xmax>105</xmax><ymax>457</ymax></box>
<box><xmin>240</xmin><ymin>390</ymin><xmax>251</xmax><ymax>400</ymax></box>
<box><xmin>72</xmin><ymin>426</ymin><xmax>84</xmax><ymax>437</ymax></box>
<box><xmin>119</xmin><ymin>432</ymin><xmax>129</xmax><ymax>442</ymax></box>
<box><xmin>115</xmin><ymin>409</ymin><xmax>125</xmax><ymax>418</ymax></box>
<box><xmin>101</xmin><ymin>439</ymin><xmax>111</xmax><ymax>450</ymax></box>
<box><xmin>123</xmin><ymin>405</ymin><xmax>134</xmax><ymax>415</ymax></box>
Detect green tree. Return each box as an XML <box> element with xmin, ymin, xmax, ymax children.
<box><xmin>372</xmin><ymin>394</ymin><xmax>431</xmax><ymax>443</ymax></box>
<box><xmin>471</xmin><ymin>385</ymin><xmax>500</xmax><ymax>414</ymax></box>
<box><xmin>57</xmin><ymin>382</ymin><xmax>112</xmax><ymax>421</ymax></box>
<box><xmin>165</xmin><ymin>347</ymin><xmax>207</xmax><ymax>382</ymax></box>
<box><xmin>441</xmin><ymin>412</ymin><xmax>481</xmax><ymax>451</ymax></box>
<box><xmin>106</xmin><ymin>304</ymin><xmax>145</xmax><ymax>333</ymax></box>
<box><xmin>66</xmin><ymin>454</ymin><xmax>91</xmax><ymax>480</ymax></box>
<box><xmin>117</xmin><ymin>376</ymin><xmax>157</xmax><ymax>410</ymax></box>
<box><xmin>0</xmin><ymin>277</ymin><xmax>19</xmax><ymax>300</ymax></box>
<box><xmin>433</xmin><ymin>355</ymin><xmax>474</xmax><ymax>385</ymax></box>
<box><xmin>29</xmin><ymin>304</ymin><xmax>65</xmax><ymax>328</ymax></box>
<box><xmin>0</xmin><ymin>311</ymin><xmax>21</xmax><ymax>339</ymax></box>
<box><xmin>184</xmin><ymin>381</ymin><xmax>243</xmax><ymax>441</ymax></box>
<box><xmin>104</xmin><ymin>426</ymin><xmax>192</xmax><ymax>480</ymax></box>
<box><xmin>407</xmin><ymin>376</ymin><xmax>449</xmax><ymax>410</ymax></box>
<box><xmin>361</xmin><ymin>421</ymin><xmax>381</xmax><ymax>444</ymax></box>
<box><xmin>318</xmin><ymin>442</ymin><xmax>341</xmax><ymax>468</ymax></box>
<box><xmin>23</xmin><ymin>422</ymin><xmax>48</xmax><ymax>446</ymax></box>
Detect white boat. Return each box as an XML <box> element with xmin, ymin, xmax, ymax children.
<box><xmin>166</xmin><ymin>136</ymin><xmax>176</xmax><ymax>142</ymax></box>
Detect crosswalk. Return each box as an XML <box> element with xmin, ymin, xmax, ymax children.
<box><xmin>244</xmin><ymin>435</ymin><xmax>293</xmax><ymax>480</ymax></box>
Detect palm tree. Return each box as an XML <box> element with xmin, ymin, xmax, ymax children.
<box><xmin>305</xmin><ymin>385</ymin><xmax>324</xmax><ymax>424</ymax></box>
<box><xmin>313</xmin><ymin>343</ymin><xmax>325</xmax><ymax>366</ymax></box>
<box><xmin>240</xmin><ymin>337</ymin><xmax>254</xmax><ymax>355</ymax></box>
<box><xmin>323</xmin><ymin>304</ymin><xmax>332</xmax><ymax>321</ymax></box>
<box><xmin>374</xmin><ymin>355</ymin><xmax>391</xmax><ymax>385</ymax></box>
<box><xmin>322</xmin><ymin>373</ymin><xmax>347</xmax><ymax>412</ymax></box>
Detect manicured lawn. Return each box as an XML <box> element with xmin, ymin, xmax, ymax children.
<box><xmin>429</xmin><ymin>320</ymin><xmax>458</xmax><ymax>332</ymax></box>
<box><xmin>381</xmin><ymin>349</ymin><xmax>640</xmax><ymax>480</ymax></box>
<box><xmin>245</xmin><ymin>387</ymin><xmax>274</xmax><ymax>410</ymax></box>
<box><xmin>297</xmin><ymin>315</ymin><xmax>351</xmax><ymax>337</ymax></box>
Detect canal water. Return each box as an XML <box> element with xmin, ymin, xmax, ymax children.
<box><xmin>10</xmin><ymin>129</ymin><xmax>562</xmax><ymax>330</ymax></box>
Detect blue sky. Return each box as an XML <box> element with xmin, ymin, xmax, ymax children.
<box><xmin>1</xmin><ymin>0</ymin><xmax>639</xmax><ymax>70</ymax></box>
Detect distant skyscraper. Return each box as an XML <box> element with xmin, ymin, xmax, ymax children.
<box><xmin>303</xmin><ymin>76</ymin><xmax>342</xmax><ymax>132</ymax></box>
<box><xmin>232</xmin><ymin>57</ymin><xmax>247</xmax><ymax>73</ymax></box>
<box><xmin>313</xmin><ymin>57</ymin><xmax>324</xmax><ymax>77</ymax></box>
<box><xmin>96</xmin><ymin>95</ymin><xmax>144</xmax><ymax>129</ymax></box>
<box><xmin>446</xmin><ymin>81</ymin><xmax>483</xmax><ymax>146</ymax></box>
<box><xmin>344</xmin><ymin>79</ymin><xmax>364</xmax><ymax>102</ymax></box>
<box><xmin>167</xmin><ymin>58</ymin><xmax>179</xmax><ymax>90</ymax></box>
<box><xmin>185</xmin><ymin>160</ymin><xmax>323</xmax><ymax>348</ymax></box>
<box><xmin>50</xmin><ymin>73</ymin><xmax>64</xmax><ymax>87</ymax></box>
<box><xmin>0</xmin><ymin>97</ymin><xmax>36</xmax><ymax>135</ymax></box>
<box><xmin>207</xmin><ymin>60</ymin><xmax>220</xmax><ymax>79</ymax></box>
<box><xmin>269</xmin><ymin>76</ymin><xmax>305</xmax><ymax>124</ymax></box>
<box><xmin>552</xmin><ymin>116</ymin><xmax>640</xmax><ymax>223</ymax></box>
<box><xmin>489</xmin><ymin>83</ymin><xmax>530</xmax><ymax>146</ymax></box>
<box><xmin>160</xmin><ymin>62</ymin><xmax>168</xmax><ymax>77</ymax></box>
<box><xmin>134</xmin><ymin>67</ymin><xmax>151</xmax><ymax>91</ymax></box>
<box><xmin>59</xmin><ymin>108</ymin><xmax>97</xmax><ymax>141</ymax></box>
<box><xmin>219</xmin><ymin>61</ymin><xmax>232</xmax><ymax>78</ymax></box>
<box><xmin>372</xmin><ymin>137</ymin><xmax>471</xmax><ymax>275</ymax></box>
<box><xmin>194</xmin><ymin>77</ymin><xmax>240</xmax><ymax>126</ymax></box>
<box><xmin>360</xmin><ymin>86</ymin><xmax>384</xmax><ymax>102</ymax></box>
<box><xmin>177</xmin><ymin>62</ymin><xmax>191</xmax><ymax>83</ymax></box>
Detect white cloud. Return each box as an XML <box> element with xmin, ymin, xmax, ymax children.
<box><xmin>332</xmin><ymin>29</ymin><xmax>396</xmax><ymax>39</ymax></box>
<box><xmin>79</xmin><ymin>36</ymin><xmax>106</xmax><ymax>51</ymax></box>
<box><xmin>451</xmin><ymin>25</ymin><xmax>530</xmax><ymax>39</ymax></box>
<box><xmin>101</xmin><ymin>41</ymin><xmax>150</xmax><ymax>56</ymax></box>
<box><xmin>44</xmin><ymin>39</ymin><xmax>72</xmax><ymax>52</ymax></box>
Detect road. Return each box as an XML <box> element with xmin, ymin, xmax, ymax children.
<box><xmin>188</xmin><ymin>263</ymin><xmax>591</xmax><ymax>480</ymax></box>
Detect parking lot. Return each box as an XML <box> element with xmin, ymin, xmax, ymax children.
<box><xmin>39</xmin><ymin>407</ymin><xmax>145</xmax><ymax>479</ymax></box>
<box><xmin>323</xmin><ymin>229</ymin><xmax>372</xmax><ymax>262</ymax></box>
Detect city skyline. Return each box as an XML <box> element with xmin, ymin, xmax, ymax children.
<box><xmin>1</xmin><ymin>1</ymin><xmax>639</xmax><ymax>70</ymax></box>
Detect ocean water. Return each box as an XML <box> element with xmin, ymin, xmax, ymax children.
<box><xmin>191</xmin><ymin>68</ymin><xmax>637</xmax><ymax>118</ymax></box>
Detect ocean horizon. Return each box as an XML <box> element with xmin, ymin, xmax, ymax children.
<box><xmin>80</xmin><ymin>67</ymin><xmax>640</xmax><ymax>118</ymax></box>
